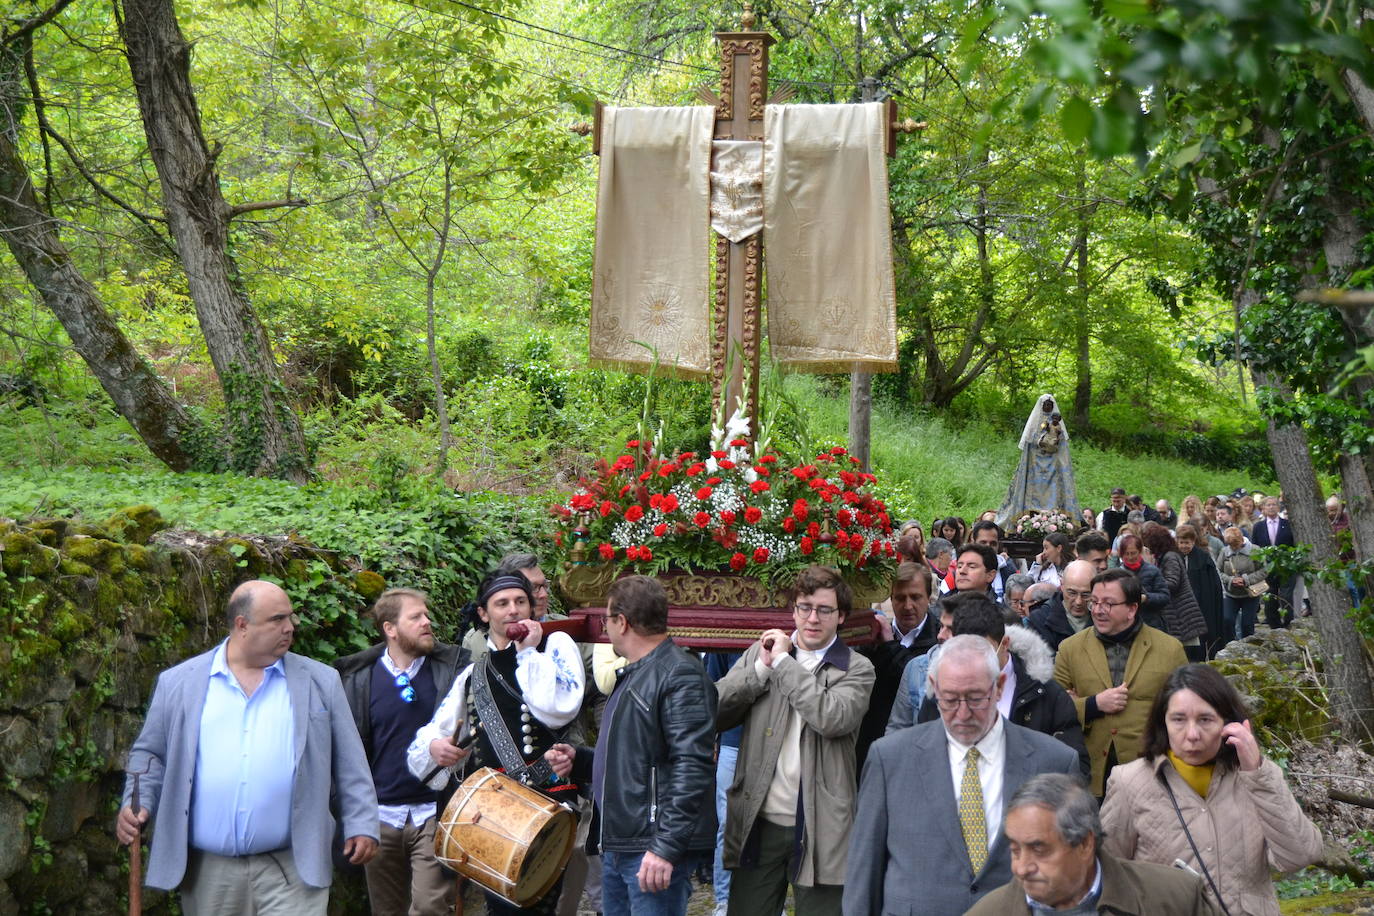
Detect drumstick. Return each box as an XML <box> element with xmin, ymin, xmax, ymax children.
<box><xmin>421</xmin><ymin>731</ymin><xmax>477</xmax><ymax>787</ymax></box>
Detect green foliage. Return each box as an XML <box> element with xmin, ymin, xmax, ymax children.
<box><xmin>991</xmin><ymin>0</ymin><xmax>1374</xmax><ymax>160</ymax></box>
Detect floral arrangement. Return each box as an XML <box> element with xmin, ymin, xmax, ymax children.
<box><xmin>1012</xmin><ymin>510</ymin><xmax>1077</xmax><ymax>541</ymax></box>
<box><xmin>549</xmin><ymin>408</ymin><xmax>898</xmax><ymax>585</ymax></box>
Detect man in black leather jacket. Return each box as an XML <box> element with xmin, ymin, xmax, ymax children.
<box><xmin>551</xmin><ymin>575</ymin><xmax>716</xmax><ymax>916</ymax></box>
<box><xmin>334</xmin><ymin>588</ymin><xmax>468</xmax><ymax>915</ymax></box>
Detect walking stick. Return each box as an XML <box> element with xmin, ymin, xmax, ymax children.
<box><xmin>127</xmin><ymin>764</ymin><xmax>148</xmax><ymax>916</ymax></box>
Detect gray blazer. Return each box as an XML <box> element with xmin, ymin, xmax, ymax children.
<box><xmin>122</xmin><ymin>645</ymin><xmax>379</xmax><ymax>890</ymax></box>
<box><xmin>843</xmin><ymin>719</ymin><xmax>1081</xmax><ymax>916</ymax></box>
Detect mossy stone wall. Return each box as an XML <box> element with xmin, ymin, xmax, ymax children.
<box><xmin>0</xmin><ymin>507</ymin><xmax>375</xmax><ymax>914</ymax></box>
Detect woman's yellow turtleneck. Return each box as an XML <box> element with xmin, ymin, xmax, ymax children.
<box><xmin>1167</xmin><ymin>750</ymin><xmax>1215</xmax><ymax>798</ymax></box>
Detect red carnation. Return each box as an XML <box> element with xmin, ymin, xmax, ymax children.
<box><xmin>657</xmin><ymin>464</ymin><xmax>678</xmax><ymax>477</ymax></box>
<box><xmin>652</xmin><ymin>523</ymin><xmax>669</xmax><ymax>537</ymax></box>
<box><xmin>807</xmin><ymin>521</ymin><xmax>821</xmax><ymax>537</ymax></box>
<box><xmin>712</xmin><ymin>450</ymin><xmax>728</xmax><ymax>459</ymax></box>
<box><xmin>730</xmin><ymin>552</ymin><xmax>748</xmax><ymax>571</ymax></box>
<box><xmin>839</xmin><ymin>470</ymin><xmax>858</xmax><ymax>487</ymax></box>
<box><xmin>694</xmin><ymin>511</ymin><xmax>712</xmax><ymax>527</ymax></box>
<box><xmin>599</xmin><ymin>500</ymin><xmax>617</xmax><ymax>517</ymax></box>
<box><xmin>627</xmin><ymin>439</ymin><xmax>640</xmax><ymax>447</ymax></box>
<box><xmin>620</xmin><ymin>484</ymin><xmax>632</xmax><ymax>496</ymax></box>
<box><xmin>752</xmin><ymin>547</ymin><xmax>770</xmax><ymax>564</ymax></box>
<box><xmin>744</xmin><ymin>506</ymin><xmax>763</xmax><ymax>524</ymax></box>
<box><xmin>792</xmin><ymin>500</ymin><xmax>809</xmax><ymax>521</ymax></box>
<box><xmin>754</xmin><ymin>465</ymin><xmax>771</xmax><ymax>477</ymax></box>
<box><xmin>730</xmin><ymin>438</ymin><xmax>749</xmax><ymax>447</ymax></box>
<box><xmin>759</xmin><ymin>455</ymin><xmax>778</xmax><ymax>464</ymax></box>
<box><xmin>570</xmin><ymin>493</ymin><xmax>596</xmax><ymax>511</ymax></box>
<box><xmin>625</xmin><ymin>505</ymin><xmax>645</xmax><ymax>522</ymax></box>
<box><xmin>782</xmin><ymin>517</ymin><xmax>797</xmax><ymax>533</ymax></box>
<box><xmin>719</xmin><ymin>510</ymin><xmax>737</xmax><ymax>525</ymax></box>
<box><xmin>800</xmin><ymin>537</ymin><xmax>815</xmax><ymax>555</ymax></box>
<box><xmin>851</xmin><ymin>535</ymin><xmax>866</xmax><ymax>554</ymax></box>
<box><xmin>749</xmin><ymin>480</ymin><xmax>769</xmax><ymax>493</ymax></box>
<box><xmin>685</xmin><ymin>463</ymin><xmax>705</xmax><ymax>477</ymax></box>
<box><xmin>837</xmin><ymin>508</ymin><xmax>853</xmax><ymax>527</ymax></box>
<box><xmin>661</xmin><ymin>494</ymin><xmax>680</xmax><ymax>513</ymax></box>
<box><xmin>626</xmin><ymin>546</ymin><xmax>640</xmax><ymax>561</ymax></box>
<box><xmin>696</xmin><ymin>486</ymin><xmax>714</xmax><ymax>501</ymax></box>
<box><xmin>649</xmin><ymin>494</ymin><xmax>664</xmax><ymax>509</ymax></box>
<box><xmin>831</xmin><ymin>446</ymin><xmax>847</xmax><ymax>455</ymax></box>
<box><xmin>598</xmin><ymin>543</ymin><xmax>615</xmax><ymax>560</ymax></box>
<box><xmin>613</xmin><ymin>455</ymin><xmax>635</xmax><ymax>471</ymax></box>
<box><xmin>719</xmin><ymin>460</ymin><xmax>736</xmax><ymax>470</ymax></box>
<box><xmin>639</xmin><ymin>471</ymin><xmax>652</xmax><ymax>482</ymax></box>
<box><xmin>706</xmin><ymin>477</ymin><xmax>723</xmax><ymax>486</ymax></box>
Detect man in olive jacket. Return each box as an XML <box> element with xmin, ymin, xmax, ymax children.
<box><xmin>1052</xmin><ymin>568</ymin><xmax>1187</xmax><ymax>796</ymax></box>
<box><xmin>716</xmin><ymin>566</ymin><xmax>875</xmax><ymax>916</ymax></box>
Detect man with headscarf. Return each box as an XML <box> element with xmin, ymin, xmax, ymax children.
<box><xmin>408</xmin><ymin>569</ymin><xmax>586</xmax><ymax>916</ymax></box>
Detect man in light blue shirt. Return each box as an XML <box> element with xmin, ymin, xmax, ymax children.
<box><xmin>118</xmin><ymin>580</ymin><xmax>379</xmax><ymax>914</ymax></box>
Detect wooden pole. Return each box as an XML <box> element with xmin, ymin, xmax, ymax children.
<box><xmin>847</xmin><ymin>77</ymin><xmax>879</xmax><ymax>472</ymax></box>
<box><xmin>710</xmin><ymin>13</ymin><xmax>773</xmax><ymax>427</ymax></box>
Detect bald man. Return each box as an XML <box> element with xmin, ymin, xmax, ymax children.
<box><xmin>118</xmin><ymin>580</ymin><xmax>378</xmax><ymax>914</ymax></box>
<box><xmin>1027</xmin><ymin>560</ymin><xmax>1096</xmax><ymax>654</ymax></box>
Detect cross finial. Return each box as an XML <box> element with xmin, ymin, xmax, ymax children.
<box><xmin>740</xmin><ymin>2</ymin><xmax>756</xmax><ymax>29</ymax></box>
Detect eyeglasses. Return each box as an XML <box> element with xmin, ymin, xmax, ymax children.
<box><xmin>395</xmin><ymin>672</ymin><xmax>416</xmax><ymax>703</ymax></box>
<box><xmin>529</xmin><ymin>582</ymin><xmax>550</xmax><ymax>595</ymax></box>
<box><xmin>935</xmin><ymin>694</ymin><xmax>992</xmax><ymax>711</ymax></box>
<box><xmin>1063</xmin><ymin>588</ymin><xmax>1091</xmax><ymax>600</ymax></box>
<box><xmin>794</xmin><ymin>602</ymin><xmax>839</xmax><ymax>618</ymax></box>
<box><xmin>1090</xmin><ymin>599</ymin><xmax>1132</xmax><ymax>611</ymax></box>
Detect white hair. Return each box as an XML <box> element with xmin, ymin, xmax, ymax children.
<box><xmin>929</xmin><ymin>634</ymin><xmax>1000</xmax><ymax>689</ymax></box>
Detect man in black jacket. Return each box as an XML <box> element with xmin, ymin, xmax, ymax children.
<box><xmin>856</xmin><ymin>561</ymin><xmax>937</xmax><ymax>772</ymax></box>
<box><xmin>551</xmin><ymin>575</ymin><xmax>716</xmax><ymax>916</ymax></box>
<box><xmin>921</xmin><ymin>592</ymin><xmax>1090</xmax><ymax>778</ymax></box>
<box><xmin>334</xmin><ymin>588</ymin><xmax>467</xmax><ymax>916</ymax></box>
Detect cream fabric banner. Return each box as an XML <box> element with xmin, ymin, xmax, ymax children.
<box><xmin>591</xmin><ymin>106</ymin><xmax>714</xmax><ymax>378</ymax></box>
<box><xmin>763</xmin><ymin>102</ymin><xmax>898</xmax><ymax>372</ymax></box>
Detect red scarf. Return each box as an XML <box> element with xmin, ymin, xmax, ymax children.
<box><xmin>1121</xmin><ymin>557</ymin><xmax>1143</xmax><ymax>572</ymax></box>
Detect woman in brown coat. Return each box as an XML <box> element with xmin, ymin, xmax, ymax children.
<box><xmin>1100</xmin><ymin>664</ymin><xmax>1322</xmax><ymax>916</ymax></box>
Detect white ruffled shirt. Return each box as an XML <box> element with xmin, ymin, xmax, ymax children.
<box><xmin>407</xmin><ymin>631</ymin><xmax>585</xmax><ymax>789</ymax></box>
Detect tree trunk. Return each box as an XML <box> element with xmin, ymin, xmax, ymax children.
<box><xmin>118</xmin><ymin>0</ymin><xmax>307</xmax><ymax>481</ymax></box>
<box><xmin>1257</xmin><ymin>369</ymin><xmax>1374</xmax><ymax>744</ymax></box>
<box><xmin>1339</xmin><ymin>453</ymin><xmax>1374</xmax><ymax>564</ymax></box>
<box><xmin>0</xmin><ymin>44</ymin><xmax>206</xmax><ymax>471</ymax></box>
<box><xmin>1072</xmin><ymin>162</ymin><xmax>1091</xmax><ymax>428</ymax></box>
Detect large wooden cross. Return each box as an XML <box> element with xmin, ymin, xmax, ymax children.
<box><xmin>589</xmin><ymin>8</ymin><xmax>915</xmax><ymax>451</ymax></box>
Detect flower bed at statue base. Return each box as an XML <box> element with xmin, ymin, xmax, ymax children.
<box><xmin>1009</xmin><ymin>510</ymin><xmax>1077</xmax><ymax>542</ymax></box>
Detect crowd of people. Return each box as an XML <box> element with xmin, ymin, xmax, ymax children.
<box><xmin>114</xmin><ymin>484</ymin><xmax>1351</xmax><ymax>915</ymax></box>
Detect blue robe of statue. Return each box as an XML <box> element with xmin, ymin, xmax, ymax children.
<box><xmin>996</xmin><ymin>416</ymin><xmax>1081</xmax><ymax>527</ymax></box>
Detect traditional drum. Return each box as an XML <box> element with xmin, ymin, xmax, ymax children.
<box><xmin>435</xmin><ymin>767</ymin><xmax>576</xmax><ymax>907</ymax></box>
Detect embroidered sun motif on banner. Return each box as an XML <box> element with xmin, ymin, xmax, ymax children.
<box><xmin>639</xmin><ymin>284</ymin><xmax>684</xmax><ymax>333</ymax></box>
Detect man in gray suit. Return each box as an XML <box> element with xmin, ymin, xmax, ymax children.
<box><xmin>116</xmin><ymin>580</ymin><xmax>379</xmax><ymax>913</ymax></box>
<box><xmin>844</xmin><ymin>635</ymin><xmax>1081</xmax><ymax>916</ymax></box>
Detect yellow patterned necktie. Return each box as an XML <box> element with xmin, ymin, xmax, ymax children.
<box><xmin>959</xmin><ymin>747</ymin><xmax>988</xmax><ymax>873</ymax></box>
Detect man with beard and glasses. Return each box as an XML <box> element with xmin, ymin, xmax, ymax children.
<box><xmin>335</xmin><ymin>588</ymin><xmax>469</xmax><ymax>915</ymax></box>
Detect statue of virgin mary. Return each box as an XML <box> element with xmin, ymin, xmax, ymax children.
<box><xmin>995</xmin><ymin>394</ymin><xmax>1081</xmax><ymax>527</ymax></box>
